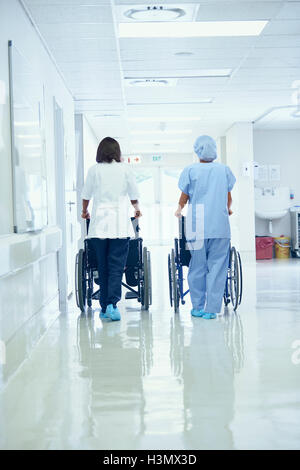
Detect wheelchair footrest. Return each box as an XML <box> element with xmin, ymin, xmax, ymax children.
<box><xmin>125</xmin><ymin>291</ymin><xmax>138</xmax><ymax>299</ymax></box>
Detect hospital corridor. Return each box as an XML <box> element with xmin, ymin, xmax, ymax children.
<box><xmin>1</xmin><ymin>0</ymin><xmax>300</xmax><ymax>452</ymax></box>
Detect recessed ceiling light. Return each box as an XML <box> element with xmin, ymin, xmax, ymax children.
<box><xmin>14</xmin><ymin>121</ymin><xmax>39</xmax><ymax>127</ymax></box>
<box><xmin>124</xmin><ymin>6</ymin><xmax>185</xmax><ymax>22</ymax></box>
<box><xmin>175</xmin><ymin>51</ymin><xmax>194</xmax><ymax>57</ymax></box>
<box><xmin>119</xmin><ymin>20</ymin><xmax>268</xmax><ymax>38</ymax></box>
<box><xmin>130</xmin><ymin>130</ymin><xmax>192</xmax><ymax>135</ymax></box>
<box><xmin>17</xmin><ymin>134</ymin><xmax>41</xmax><ymax>139</ymax></box>
<box><xmin>125</xmin><ymin>78</ymin><xmax>177</xmax><ymax>87</ymax></box>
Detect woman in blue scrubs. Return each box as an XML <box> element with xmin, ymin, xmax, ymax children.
<box><xmin>175</xmin><ymin>135</ymin><xmax>236</xmax><ymax>319</ymax></box>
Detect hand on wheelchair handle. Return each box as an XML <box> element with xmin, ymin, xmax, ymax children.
<box><xmin>81</xmin><ymin>211</ymin><xmax>90</xmax><ymax>219</ymax></box>
<box><xmin>175</xmin><ymin>209</ymin><xmax>182</xmax><ymax>218</ymax></box>
<box><xmin>228</xmin><ymin>209</ymin><xmax>233</xmax><ymax>216</ymax></box>
<box><xmin>134</xmin><ymin>210</ymin><xmax>142</xmax><ymax>218</ymax></box>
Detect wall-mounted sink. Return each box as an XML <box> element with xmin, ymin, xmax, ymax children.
<box><xmin>255</xmin><ymin>187</ymin><xmax>290</xmax><ymax>233</ymax></box>
<box><xmin>255</xmin><ymin>209</ymin><xmax>288</xmax><ymax>220</ymax></box>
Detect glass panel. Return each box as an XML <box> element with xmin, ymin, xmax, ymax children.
<box><xmin>161</xmin><ymin>167</ymin><xmax>182</xmax><ymax>204</ymax></box>
<box><xmin>160</xmin><ymin>167</ymin><xmax>182</xmax><ymax>242</ymax></box>
<box><xmin>132</xmin><ymin>167</ymin><xmax>159</xmax><ymax>243</ymax></box>
<box><xmin>9</xmin><ymin>42</ymin><xmax>48</xmax><ymax>232</ymax></box>
<box><xmin>133</xmin><ymin>167</ymin><xmax>156</xmax><ymax>205</ymax></box>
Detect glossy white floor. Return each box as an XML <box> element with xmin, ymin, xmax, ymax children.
<box><xmin>0</xmin><ymin>246</ymin><xmax>300</xmax><ymax>450</ymax></box>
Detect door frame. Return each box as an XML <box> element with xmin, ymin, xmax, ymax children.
<box><xmin>53</xmin><ymin>98</ymin><xmax>68</xmax><ymax>312</ymax></box>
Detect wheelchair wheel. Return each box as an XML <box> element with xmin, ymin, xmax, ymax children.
<box><xmin>75</xmin><ymin>249</ymin><xmax>87</xmax><ymax>312</ymax></box>
<box><xmin>142</xmin><ymin>247</ymin><xmax>152</xmax><ymax>310</ymax></box>
<box><xmin>229</xmin><ymin>247</ymin><xmax>240</xmax><ymax>311</ymax></box>
<box><xmin>170</xmin><ymin>249</ymin><xmax>180</xmax><ymax>313</ymax></box>
<box><xmin>237</xmin><ymin>251</ymin><xmax>243</xmax><ymax>305</ymax></box>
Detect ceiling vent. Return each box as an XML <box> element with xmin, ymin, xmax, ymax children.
<box><xmin>117</xmin><ymin>4</ymin><xmax>199</xmax><ymax>23</ymax></box>
<box><xmin>124</xmin><ymin>6</ymin><xmax>185</xmax><ymax>21</ymax></box>
<box><xmin>125</xmin><ymin>78</ymin><xmax>178</xmax><ymax>87</ymax></box>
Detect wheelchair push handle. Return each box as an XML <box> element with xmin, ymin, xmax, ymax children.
<box><xmin>86</xmin><ymin>218</ymin><xmax>90</xmax><ymax>235</ymax></box>
<box><xmin>85</xmin><ymin>217</ymin><xmax>140</xmax><ymax>237</ymax></box>
<box><xmin>131</xmin><ymin>216</ymin><xmax>140</xmax><ymax>238</ymax></box>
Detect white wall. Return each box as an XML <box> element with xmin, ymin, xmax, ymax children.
<box><xmin>226</xmin><ymin>123</ymin><xmax>256</xmax><ymax>261</ymax></box>
<box><xmin>0</xmin><ymin>0</ymin><xmax>76</xmax><ymax>385</ymax></box>
<box><xmin>133</xmin><ymin>153</ymin><xmax>194</xmax><ymax>168</ymax></box>
<box><xmin>83</xmin><ymin>116</ymin><xmax>99</xmax><ymax>175</ymax></box>
<box><xmin>253</xmin><ymin>129</ymin><xmax>300</xmax><ymax>237</ymax></box>
<box><xmin>75</xmin><ymin>115</ymin><xmax>99</xmax><ymax>245</ymax></box>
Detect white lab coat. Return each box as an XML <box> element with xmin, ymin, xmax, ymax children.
<box><xmin>81</xmin><ymin>161</ymin><xmax>140</xmax><ymax>239</ymax></box>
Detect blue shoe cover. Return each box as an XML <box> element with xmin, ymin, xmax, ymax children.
<box><xmin>202</xmin><ymin>312</ymin><xmax>217</xmax><ymax>320</ymax></box>
<box><xmin>191</xmin><ymin>309</ymin><xmax>204</xmax><ymax>317</ymax></box>
<box><xmin>106</xmin><ymin>304</ymin><xmax>121</xmax><ymax>321</ymax></box>
<box><xmin>99</xmin><ymin>309</ymin><xmax>108</xmax><ymax>319</ymax></box>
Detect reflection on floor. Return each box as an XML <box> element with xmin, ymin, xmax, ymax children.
<box><xmin>0</xmin><ymin>248</ymin><xmax>300</xmax><ymax>450</ymax></box>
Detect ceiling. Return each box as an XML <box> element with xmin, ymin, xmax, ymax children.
<box><xmin>23</xmin><ymin>0</ymin><xmax>300</xmax><ymax>154</ymax></box>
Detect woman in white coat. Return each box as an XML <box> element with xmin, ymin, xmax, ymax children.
<box><xmin>81</xmin><ymin>137</ymin><xmax>141</xmax><ymax>321</ymax></box>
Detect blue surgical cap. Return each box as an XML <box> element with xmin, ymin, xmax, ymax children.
<box><xmin>194</xmin><ymin>135</ymin><xmax>217</xmax><ymax>161</ymax></box>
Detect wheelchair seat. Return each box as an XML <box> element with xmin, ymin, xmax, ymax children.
<box><xmin>85</xmin><ymin>239</ymin><xmax>98</xmax><ymax>269</ymax></box>
<box><xmin>124</xmin><ymin>238</ymin><xmax>140</xmax><ymax>287</ymax></box>
<box><xmin>178</xmin><ymin>217</ymin><xmax>191</xmax><ymax>267</ymax></box>
<box><xmin>178</xmin><ymin>237</ymin><xmax>191</xmax><ymax>267</ymax></box>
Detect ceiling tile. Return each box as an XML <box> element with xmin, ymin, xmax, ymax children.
<box><xmin>26</xmin><ymin>4</ymin><xmax>113</xmax><ymax>23</ymax></box>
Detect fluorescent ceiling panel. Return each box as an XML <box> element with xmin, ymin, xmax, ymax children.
<box><xmin>133</xmin><ymin>139</ymin><xmax>185</xmax><ymax>144</ymax></box>
<box><xmin>119</xmin><ymin>21</ymin><xmax>268</xmax><ymax>38</ymax></box>
<box><xmin>24</xmin><ymin>144</ymin><xmax>42</xmax><ymax>148</ymax></box>
<box><xmin>125</xmin><ymin>69</ymin><xmax>232</xmax><ymax>78</ymax></box>
<box><xmin>129</xmin><ymin>116</ymin><xmax>202</xmax><ymax>122</ymax></box>
<box><xmin>131</xmin><ymin>148</ymin><xmax>185</xmax><ymax>153</ymax></box>
<box><xmin>130</xmin><ymin>130</ymin><xmax>192</xmax><ymax>135</ymax></box>
<box><xmin>16</xmin><ymin>134</ymin><xmax>41</xmax><ymax>139</ymax></box>
<box><xmin>14</xmin><ymin>121</ymin><xmax>39</xmax><ymax>127</ymax></box>
<box><xmin>128</xmin><ymin>100</ymin><xmax>213</xmax><ymax>105</ymax></box>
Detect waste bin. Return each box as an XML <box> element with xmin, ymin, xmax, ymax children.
<box><xmin>274</xmin><ymin>236</ymin><xmax>290</xmax><ymax>259</ymax></box>
<box><xmin>255</xmin><ymin>236</ymin><xmax>274</xmax><ymax>260</ymax></box>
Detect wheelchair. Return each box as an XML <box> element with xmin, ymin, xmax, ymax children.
<box><xmin>168</xmin><ymin>216</ymin><xmax>243</xmax><ymax>313</ymax></box>
<box><xmin>75</xmin><ymin>218</ymin><xmax>152</xmax><ymax>312</ymax></box>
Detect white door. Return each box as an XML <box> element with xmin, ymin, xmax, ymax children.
<box><xmin>54</xmin><ymin>99</ymin><xmax>77</xmax><ymax>310</ymax></box>
<box><xmin>159</xmin><ymin>167</ymin><xmax>183</xmax><ymax>243</ymax></box>
<box><xmin>132</xmin><ymin>166</ymin><xmax>182</xmax><ymax>245</ymax></box>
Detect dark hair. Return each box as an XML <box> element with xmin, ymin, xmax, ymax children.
<box><xmin>96</xmin><ymin>137</ymin><xmax>121</xmax><ymax>163</ymax></box>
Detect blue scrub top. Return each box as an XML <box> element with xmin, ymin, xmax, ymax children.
<box><xmin>178</xmin><ymin>162</ymin><xmax>236</xmax><ymax>239</ymax></box>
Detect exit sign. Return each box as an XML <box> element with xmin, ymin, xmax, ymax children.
<box><xmin>127</xmin><ymin>155</ymin><xmax>141</xmax><ymax>164</ymax></box>
<box><xmin>152</xmin><ymin>155</ymin><xmax>162</xmax><ymax>162</ymax></box>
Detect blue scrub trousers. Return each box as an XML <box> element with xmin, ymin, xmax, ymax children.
<box><xmin>90</xmin><ymin>238</ymin><xmax>130</xmax><ymax>312</ymax></box>
<box><xmin>187</xmin><ymin>238</ymin><xmax>230</xmax><ymax>314</ymax></box>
